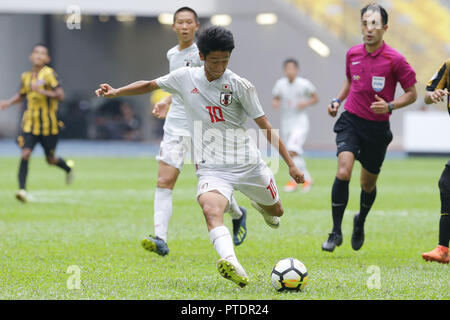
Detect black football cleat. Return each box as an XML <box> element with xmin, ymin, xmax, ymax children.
<box><xmin>351</xmin><ymin>213</ymin><xmax>365</xmax><ymax>251</ymax></box>
<box><xmin>232</xmin><ymin>207</ymin><xmax>247</xmax><ymax>246</ymax></box>
<box><xmin>321</xmin><ymin>232</ymin><xmax>343</xmax><ymax>252</ymax></box>
<box><xmin>141</xmin><ymin>235</ymin><xmax>169</xmax><ymax>256</ymax></box>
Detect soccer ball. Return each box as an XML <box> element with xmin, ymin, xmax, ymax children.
<box><xmin>270</xmin><ymin>258</ymin><xmax>308</xmax><ymax>292</ymax></box>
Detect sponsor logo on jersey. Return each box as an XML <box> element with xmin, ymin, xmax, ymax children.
<box><xmin>191</xmin><ymin>88</ymin><xmax>199</xmax><ymax>94</ymax></box>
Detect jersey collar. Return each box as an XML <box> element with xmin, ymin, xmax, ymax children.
<box><xmin>177</xmin><ymin>42</ymin><xmax>196</xmax><ymax>52</ymax></box>
<box><xmin>364</xmin><ymin>41</ymin><xmax>386</xmax><ymax>57</ymax></box>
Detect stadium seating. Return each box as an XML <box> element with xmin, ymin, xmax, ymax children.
<box><xmin>288</xmin><ymin>0</ymin><xmax>450</xmax><ymax>93</ymax></box>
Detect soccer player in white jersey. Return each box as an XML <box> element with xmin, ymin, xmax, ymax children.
<box><xmin>141</xmin><ymin>7</ymin><xmax>248</xmax><ymax>256</ymax></box>
<box><xmin>95</xmin><ymin>26</ymin><xmax>304</xmax><ymax>288</ymax></box>
<box><xmin>272</xmin><ymin>58</ymin><xmax>318</xmax><ymax>193</ymax></box>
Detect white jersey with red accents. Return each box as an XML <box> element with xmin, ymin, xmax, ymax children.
<box><xmin>156</xmin><ymin>66</ymin><xmax>266</xmax><ymax>173</ymax></box>
<box><xmin>272</xmin><ymin>76</ymin><xmax>316</xmax><ymax>132</ymax></box>
<box><xmin>163</xmin><ymin>43</ymin><xmax>203</xmax><ymax>137</ymax></box>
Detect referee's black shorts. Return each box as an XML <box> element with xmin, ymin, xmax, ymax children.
<box><xmin>17</xmin><ymin>132</ymin><xmax>58</xmax><ymax>158</ymax></box>
<box><xmin>333</xmin><ymin>111</ymin><xmax>393</xmax><ymax>175</ymax></box>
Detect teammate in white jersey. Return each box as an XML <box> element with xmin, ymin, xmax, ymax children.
<box><xmin>141</xmin><ymin>7</ymin><xmax>248</xmax><ymax>256</ymax></box>
<box><xmin>273</xmin><ymin>58</ymin><xmax>318</xmax><ymax>193</ymax></box>
<box><xmin>95</xmin><ymin>26</ymin><xmax>304</xmax><ymax>288</ymax></box>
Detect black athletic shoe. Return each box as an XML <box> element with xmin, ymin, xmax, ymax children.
<box><xmin>141</xmin><ymin>235</ymin><xmax>169</xmax><ymax>256</ymax></box>
<box><xmin>351</xmin><ymin>213</ymin><xmax>365</xmax><ymax>251</ymax></box>
<box><xmin>321</xmin><ymin>232</ymin><xmax>343</xmax><ymax>252</ymax></box>
<box><xmin>232</xmin><ymin>207</ymin><xmax>247</xmax><ymax>246</ymax></box>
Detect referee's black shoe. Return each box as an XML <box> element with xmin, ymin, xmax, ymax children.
<box><xmin>351</xmin><ymin>213</ymin><xmax>365</xmax><ymax>251</ymax></box>
<box><xmin>321</xmin><ymin>232</ymin><xmax>343</xmax><ymax>252</ymax></box>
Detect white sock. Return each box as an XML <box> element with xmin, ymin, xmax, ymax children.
<box><xmin>293</xmin><ymin>155</ymin><xmax>311</xmax><ymax>181</ymax></box>
<box><xmin>227</xmin><ymin>195</ymin><xmax>243</xmax><ymax>220</ymax></box>
<box><xmin>209</xmin><ymin>225</ymin><xmax>238</xmax><ymax>264</ymax></box>
<box><xmin>154</xmin><ymin>187</ymin><xmax>172</xmax><ymax>242</ymax></box>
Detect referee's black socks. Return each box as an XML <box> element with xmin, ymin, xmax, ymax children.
<box><xmin>18</xmin><ymin>159</ymin><xmax>28</xmax><ymax>189</ymax></box>
<box><xmin>357</xmin><ymin>187</ymin><xmax>377</xmax><ymax>226</ymax></box>
<box><xmin>331</xmin><ymin>177</ymin><xmax>349</xmax><ymax>234</ymax></box>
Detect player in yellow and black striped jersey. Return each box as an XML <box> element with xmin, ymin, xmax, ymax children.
<box><xmin>0</xmin><ymin>44</ymin><xmax>74</xmax><ymax>203</ymax></box>
<box><xmin>421</xmin><ymin>59</ymin><xmax>450</xmax><ymax>264</ymax></box>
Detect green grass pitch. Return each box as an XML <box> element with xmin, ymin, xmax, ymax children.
<box><xmin>0</xmin><ymin>156</ymin><xmax>448</xmax><ymax>299</ymax></box>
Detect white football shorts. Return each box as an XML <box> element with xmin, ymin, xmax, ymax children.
<box><xmin>196</xmin><ymin>160</ymin><xmax>280</xmax><ymax>207</ymax></box>
<box><xmin>156</xmin><ymin>131</ymin><xmax>191</xmax><ymax>171</ymax></box>
<box><xmin>282</xmin><ymin>115</ymin><xmax>309</xmax><ymax>156</ymax></box>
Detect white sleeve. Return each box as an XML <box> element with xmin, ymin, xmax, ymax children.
<box><xmin>305</xmin><ymin>79</ymin><xmax>317</xmax><ymax>96</ymax></box>
<box><xmin>236</xmin><ymin>78</ymin><xmax>265</xmax><ymax>119</ymax></box>
<box><xmin>166</xmin><ymin>48</ymin><xmax>173</xmax><ymax>63</ymax></box>
<box><xmin>272</xmin><ymin>80</ymin><xmax>281</xmax><ymax>98</ymax></box>
<box><xmin>155</xmin><ymin>68</ymin><xmax>185</xmax><ymax>95</ymax></box>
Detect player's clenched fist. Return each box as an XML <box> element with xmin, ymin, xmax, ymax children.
<box><xmin>426</xmin><ymin>89</ymin><xmax>449</xmax><ymax>104</ymax></box>
<box><xmin>95</xmin><ymin>83</ymin><xmax>117</xmax><ymax>98</ymax></box>
<box><xmin>289</xmin><ymin>165</ymin><xmax>305</xmax><ymax>184</ymax></box>
<box><xmin>328</xmin><ymin>101</ymin><xmax>340</xmax><ymax>117</ymax></box>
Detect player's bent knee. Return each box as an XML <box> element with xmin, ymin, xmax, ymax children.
<box><xmin>269</xmin><ymin>202</ymin><xmax>284</xmax><ymax>217</ymax></box>
<box><xmin>361</xmin><ymin>181</ymin><xmax>376</xmax><ymax>193</ymax></box>
<box><xmin>21</xmin><ymin>150</ymin><xmax>32</xmax><ymax>160</ymax></box>
<box><xmin>275</xmin><ymin>207</ymin><xmax>284</xmax><ymax>217</ymax></box>
<box><xmin>336</xmin><ymin>168</ymin><xmax>352</xmax><ymax>181</ymax></box>
<box><xmin>202</xmin><ymin>203</ymin><xmax>223</xmax><ymax>219</ymax></box>
<box><xmin>157</xmin><ymin>176</ymin><xmax>176</xmax><ymax>189</ymax></box>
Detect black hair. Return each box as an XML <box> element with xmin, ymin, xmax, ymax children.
<box><xmin>283</xmin><ymin>58</ymin><xmax>299</xmax><ymax>68</ymax></box>
<box><xmin>173</xmin><ymin>6</ymin><xmax>199</xmax><ymax>23</ymax></box>
<box><xmin>196</xmin><ymin>25</ymin><xmax>235</xmax><ymax>57</ymax></box>
<box><xmin>361</xmin><ymin>3</ymin><xmax>388</xmax><ymax>26</ymax></box>
<box><xmin>32</xmin><ymin>43</ymin><xmax>50</xmax><ymax>54</ymax></box>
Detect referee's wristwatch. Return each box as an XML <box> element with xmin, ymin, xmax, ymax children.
<box><xmin>331</xmin><ymin>98</ymin><xmax>341</xmax><ymax>107</ymax></box>
<box><xmin>387</xmin><ymin>102</ymin><xmax>395</xmax><ymax>112</ymax></box>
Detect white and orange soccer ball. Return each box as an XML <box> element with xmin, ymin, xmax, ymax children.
<box><xmin>270</xmin><ymin>258</ymin><xmax>308</xmax><ymax>292</ymax></box>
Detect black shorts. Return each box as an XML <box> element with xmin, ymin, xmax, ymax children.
<box><xmin>17</xmin><ymin>132</ymin><xmax>58</xmax><ymax>157</ymax></box>
<box><xmin>334</xmin><ymin>111</ymin><xmax>393</xmax><ymax>174</ymax></box>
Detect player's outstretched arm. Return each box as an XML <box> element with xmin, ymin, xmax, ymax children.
<box><xmin>328</xmin><ymin>79</ymin><xmax>351</xmax><ymax>117</ymax></box>
<box><xmin>95</xmin><ymin>80</ymin><xmax>159</xmax><ymax>98</ymax></box>
<box><xmin>424</xmin><ymin>89</ymin><xmax>449</xmax><ymax>105</ymax></box>
<box><xmin>254</xmin><ymin>115</ymin><xmax>304</xmax><ymax>184</ymax></box>
<box><xmin>0</xmin><ymin>93</ymin><xmax>23</xmax><ymax>111</ymax></box>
